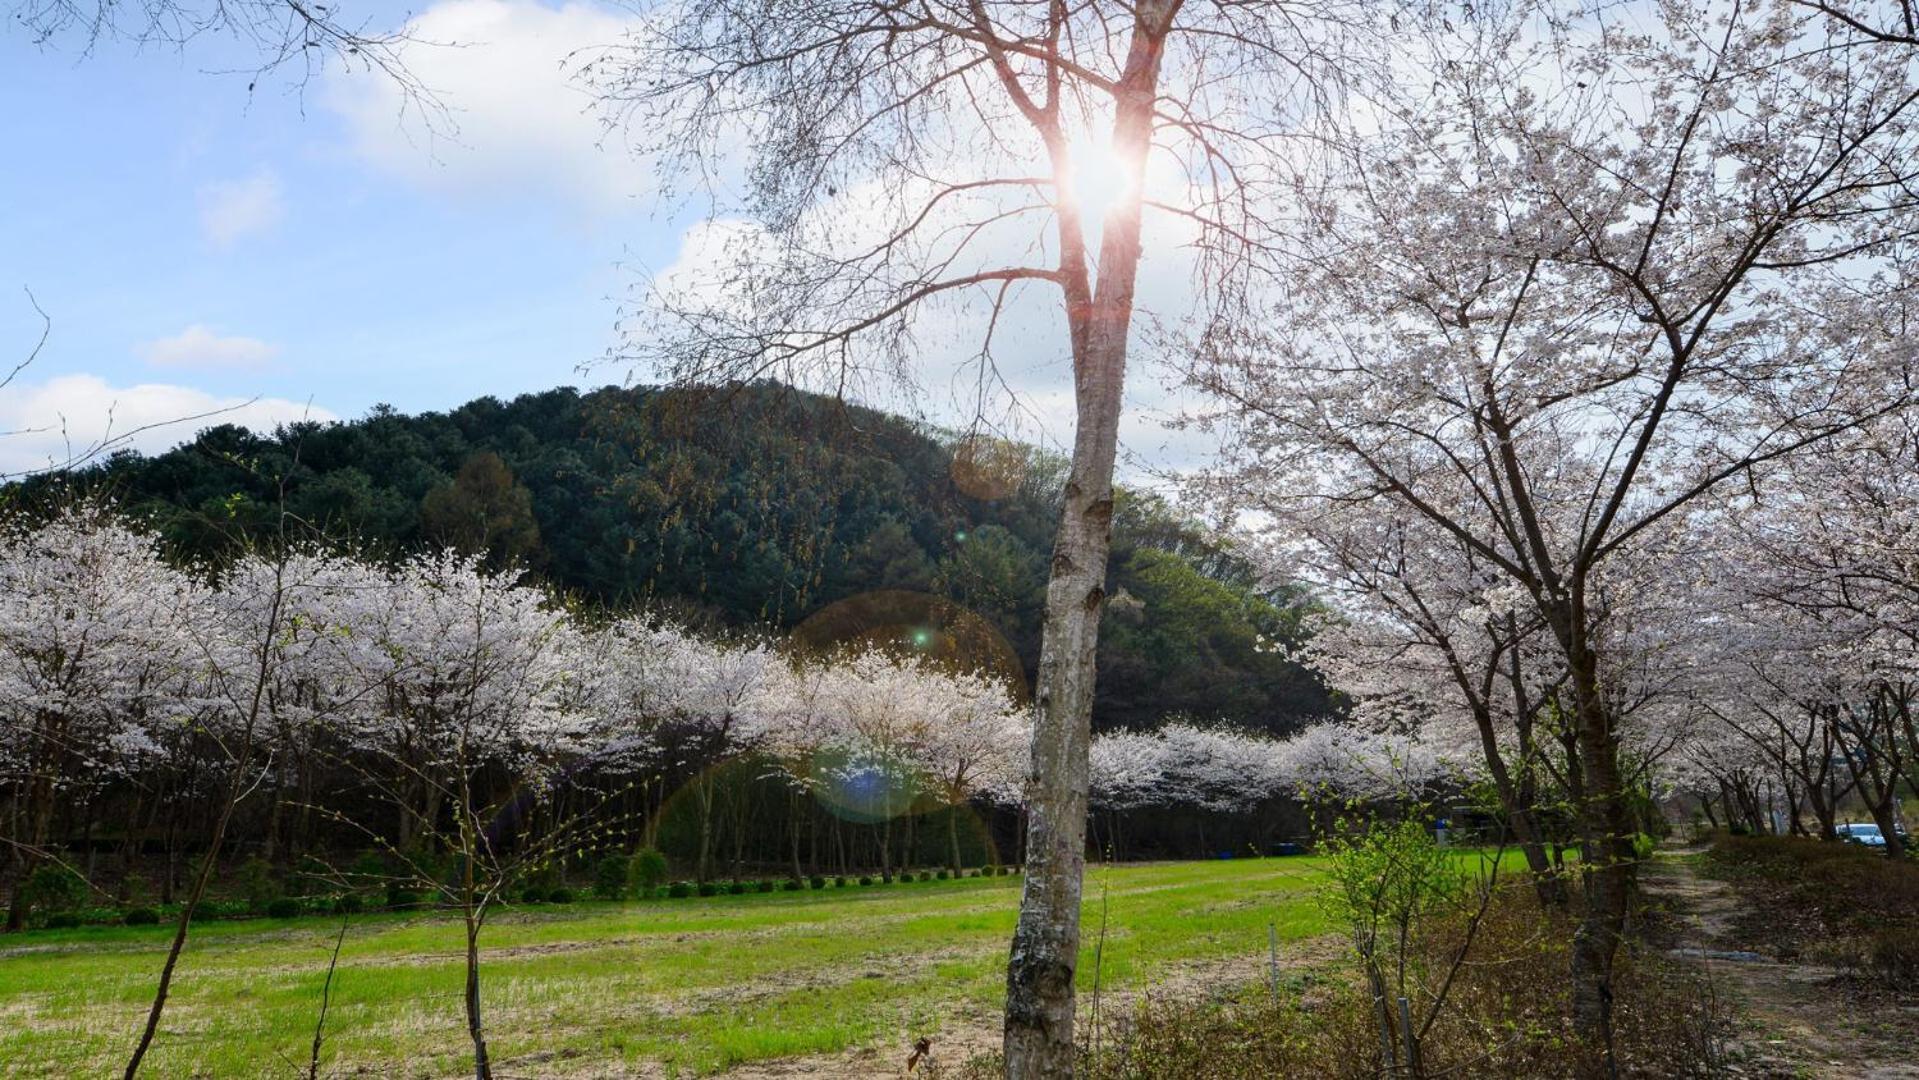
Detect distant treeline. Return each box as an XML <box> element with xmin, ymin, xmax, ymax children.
<box><xmin>16</xmin><ymin>382</ymin><xmax>1331</xmax><ymax>735</ymax></box>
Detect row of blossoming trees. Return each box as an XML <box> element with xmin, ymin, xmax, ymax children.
<box><xmin>0</xmin><ymin>505</ymin><xmax>1445</xmax><ymax>927</ymax></box>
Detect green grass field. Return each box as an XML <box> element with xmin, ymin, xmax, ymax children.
<box><xmin>0</xmin><ymin>859</ymin><xmax>1338</xmax><ymax>1078</ymax></box>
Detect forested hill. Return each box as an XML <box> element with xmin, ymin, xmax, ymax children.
<box><xmin>22</xmin><ymin>383</ymin><xmax>1330</xmax><ymax>734</ymax></box>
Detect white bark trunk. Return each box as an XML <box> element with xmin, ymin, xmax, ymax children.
<box><xmin>1002</xmin><ymin>7</ymin><xmax>1175</xmax><ymax>1076</ymax></box>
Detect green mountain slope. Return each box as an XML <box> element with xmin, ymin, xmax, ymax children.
<box><xmin>25</xmin><ymin>383</ymin><xmax>1329</xmax><ymax>734</ymax></box>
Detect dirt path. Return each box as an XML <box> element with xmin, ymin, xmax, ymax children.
<box><xmin>1642</xmin><ymin>851</ymin><xmax>1919</xmax><ymax>1079</ymax></box>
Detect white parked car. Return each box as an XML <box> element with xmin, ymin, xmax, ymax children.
<box><xmin>1835</xmin><ymin>822</ymin><xmax>1894</xmax><ymax>847</ymax></box>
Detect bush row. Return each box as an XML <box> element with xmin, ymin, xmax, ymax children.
<box><xmin>18</xmin><ymin>858</ymin><xmax>1020</xmax><ymax>931</ymax></box>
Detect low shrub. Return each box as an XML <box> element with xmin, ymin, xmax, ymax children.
<box><xmin>119</xmin><ymin>873</ymin><xmax>155</xmax><ymax>907</ymax></box>
<box><xmin>834</xmin><ymin>876</ymin><xmax>848</xmax><ymax>887</ymax></box>
<box><xmin>333</xmin><ymin>894</ymin><xmax>364</xmax><ymax>915</ymax></box>
<box><xmin>347</xmin><ymin>851</ymin><xmax>389</xmax><ymax>901</ymax></box>
<box><xmin>783</xmin><ymin>878</ymin><xmax>803</xmax><ymax>891</ymax></box>
<box><xmin>188</xmin><ymin>903</ymin><xmax>222</xmax><ymax>923</ymax></box>
<box><xmin>594</xmin><ymin>854</ymin><xmax>631</xmax><ymax>900</ymax></box>
<box><xmin>898</xmin><ymin>872</ymin><xmax>916</xmax><ymax>883</ymax></box>
<box><xmin>1862</xmin><ymin>926</ymin><xmax>1919</xmax><ymax>990</ymax></box>
<box><xmin>858</xmin><ymin>875</ymin><xmax>874</xmax><ymax>886</ymax></box>
<box><xmin>521</xmin><ymin>887</ymin><xmax>548</xmax><ymax>903</ymax></box>
<box><xmin>936</xmin><ymin>869</ymin><xmax>950</xmax><ymax>880</ymax></box>
<box><xmin>236</xmin><ymin>857</ymin><xmax>280</xmax><ymax>913</ymax></box>
<box><xmin>810</xmin><ymin>875</ymin><xmax>827</xmax><ymax>889</ymax></box>
<box><xmin>291</xmin><ymin>856</ymin><xmax>335</xmax><ymax>898</ymax></box>
<box><xmin>630</xmin><ymin>848</ymin><xmax>670</xmax><ymax>895</ymax></box>
<box><xmin>385</xmin><ymin>882</ymin><xmax>424</xmax><ymax>910</ymax></box>
<box><xmin>697</xmin><ymin>882</ymin><xmax>719</xmax><ymax>897</ymax></box>
<box><xmin>548</xmin><ymin>887</ymin><xmax>576</xmax><ymax>904</ymax></box>
<box><xmin>44</xmin><ymin>912</ymin><xmax>82</xmax><ymax>929</ymax></box>
<box><xmin>669</xmin><ymin>881</ymin><xmax>693</xmax><ymax>898</ymax></box>
<box><xmin>24</xmin><ymin>865</ymin><xmax>89</xmax><ymax>915</ymax></box>
<box><xmin>728</xmin><ymin>881</ymin><xmax>748</xmax><ymax>896</ymax></box>
<box><xmin>123</xmin><ymin>906</ymin><xmax>161</xmax><ymax>926</ymax></box>
<box><xmin>266</xmin><ymin>897</ymin><xmax>303</xmax><ymax>919</ymax></box>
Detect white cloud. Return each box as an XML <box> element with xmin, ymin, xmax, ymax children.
<box><xmin>137</xmin><ymin>325</ymin><xmax>281</xmax><ymax>371</ymax></box>
<box><xmin>199</xmin><ymin>169</ymin><xmax>284</xmax><ymax>248</ymax></box>
<box><xmin>0</xmin><ymin>375</ymin><xmax>336</xmax><ymax>476</ymax></box>
<box><xmin>327</xmin><ymin>0</ymin><xmax>648</xmax><ymax>211</ymax></box>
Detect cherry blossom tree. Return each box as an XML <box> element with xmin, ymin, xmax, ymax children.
<box><xmin>903</xmin><ymin>663</ymin><xmax>1027</xmax><ymax>873</ymax></box>
<box><xmin>649</xmin><ymin>630</ymin><xmax>774</xmax><ymax>883</ymax></box>
<box><xmin>125</xmin><ymin>546</ymin><xmax>382</xmax><ymax>1078</ymax></box>
<box><xmin>315</xmin><ymin>550</ymin><xmax>587</xmax><ymax>1080</ymax></box>
<box><xmin>0</xmin><ymin>506</ymin><xmax>196</xmax><ymax>933</ymax></box>
<box><xmin>1188</xmin><ymin>2</ymin><xmax>1919</xmax><ymax>1058</ymax></box>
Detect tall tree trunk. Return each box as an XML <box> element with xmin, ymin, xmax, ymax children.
<box><xmin>1469</xmin><ymin>706</ymin><xmax>1562</xmax><ymax>905</ymax></box>
<box><xmin>789</xmin><ymin>789</ymin><xmax>805</xmax><ymax>883</ymax></box>
<box><xmin>1563</xmin><ymin>640</ymin><xmax>1633</xmax><ymax>1079</ymax></box>
<box><xmin>695</xmin><ymin>777</ymin><xmax>714</xmax><ymax>883</ymax></box>
<box><xmin>1003</xmin><ymin>9</ymin><xmax>1172</xmax><ymax>1074</ymax></box>
<box><xmin>6</xmin><ymin>715</ymin><xmax>64</xmax><ymax>932</ymax></box>
<box><xmin>949</xmin><ymin>805</ymin><xmax>963</xmax><ymax>875</ymax></box>
<box><xmin>460</xmin><ymin>818</ymin><xmax>492</xmax><ymax>1080</ymax></box>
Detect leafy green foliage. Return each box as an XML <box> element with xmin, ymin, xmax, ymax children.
<box><xmin>235</xmin><ymin>857</ymin><xmax>280</xmax><ymax>912</ymax></box>
<box><xmin>122</xmin><ymin>907</ymin><xmax>160</xmax><ymax>926</ymax></box>
<box><xmin>594</xmin><ymin>854</ymin><xmax>631</xmax><ymax>900</ymax></box>
<box><xmin>629</xmin><ymin>848</ymin><xmax>669</xmax><ymax>893</ymax></box>
<box><xmin>418</xmin><ymin>451</ymin><xmax>541</xmax><ymax>566</ymax></box>
<box><xmin>119</xmin><ymin>873</ymin><xmax>154</xmax><ymax>907</ymax></box>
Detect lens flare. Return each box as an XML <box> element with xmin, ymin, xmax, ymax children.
<box><xmin>790</xmin><ymin>589</ymin><xmax>1028</xmax><ymax>693</ymax></box>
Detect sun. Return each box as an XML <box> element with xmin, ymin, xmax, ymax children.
<box><xmin>1062</xmin><ymin>131</ymin><xmax>1138</xmax><ymax>227</ymax></box>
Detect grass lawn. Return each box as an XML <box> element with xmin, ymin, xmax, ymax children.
<box><xmin>0</xmin><ymin>859</ymin><xmax>1338</xmax><ymax>1078</ymax></box>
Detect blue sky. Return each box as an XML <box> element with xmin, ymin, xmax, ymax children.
<box><xmin>0</xmin><ymin>0</ymin><xmax>685</xmax><ymax>473</ymax></box>
<box><xmin>0</xmin><ymin>0</ymin><xmax>1210</xmax><ymax>479</ymax></box>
